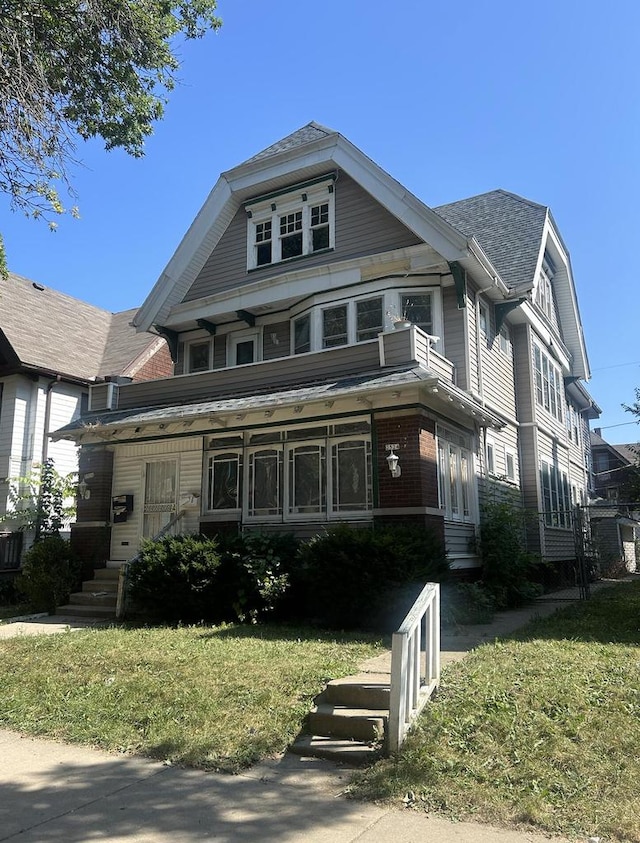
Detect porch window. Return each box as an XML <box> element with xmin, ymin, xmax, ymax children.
<box><xmin>248</xmin><ymin>448</ymin><xmax>282</xmax><ymax>517</ymax></box>
<box><xmin>436</xmin><ymin>425</ymin><xmax>475</xmax><ymax>523</ymax></box>
<box><xmin>287</xmin><ymin>443</ymin><xmax>326</xmax><ymax>515</ymax></box>
<box><xmin>207</xmin><ymin>452</ymin><xmax>241</xmax><ymax>510</ymax></box>
<box><xmin>331</xmin><ymin>439</ymin><xmax>372</xmax><ymax>512</ymax></box>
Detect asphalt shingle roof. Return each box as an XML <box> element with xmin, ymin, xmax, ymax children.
<box><xmin>0</xmin><ymin>272</ymin><xmax>159</xmax><ymax>381</ymax></box>
<box><xmin>241</xmin><ymin>122</ymin><xmax>336</xmax><ymax>165</ymax></box>
<box><xmin>434</xmin><ymin>190</ymin><xmax>548</xmax><ymax>291</ymax></box>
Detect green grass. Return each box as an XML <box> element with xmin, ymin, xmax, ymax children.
<box><xmin>350</xmin><ymin>580</ymin><xmax>640</xmax><ymax>843</ymax></box>
<box><xmin>0</xmin><ymin>623</ymin><xmax>382</xmax><ymax>771</ymax></box>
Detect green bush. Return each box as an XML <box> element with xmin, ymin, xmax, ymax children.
<box><xmin>297</xmin><ymin>524</ymin><xmax>450</xmax><ymax>630</ymax></box>
<box><xmin>16</xmin><ymin>536</ymin><xmax>79</xmax><ymax>613</ymax></box>
<box><xmin>128</xmin><ymin>532</ymin><xmax>297</xmax><ymax>624</ymax></box>
<box><xmin>441</xmin><ymin>581</ymin><xmax>496</xmax><ymax>625</ymax></box>
<box><xmin>478</xmin><ymin>501</ymin><xmax>543</xmax><ymax>609</ymax></box>
<box><xmin>128</xmin><ymin>534</ymin><xmax>222</xmax><ymax>622</ymax></box>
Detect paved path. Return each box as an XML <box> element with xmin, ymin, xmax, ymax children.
<box><xmin>0</xmin><ymin>581</ymin><xmax>628</xmax><ymax>842</ymax></box>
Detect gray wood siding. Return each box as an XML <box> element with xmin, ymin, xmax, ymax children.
<box><xmin>442</xmin><ymin>287</ymin><xmax>468</xmax><ymax>390</ymax></box>
<box><xmin>512</xmin><ymin>325</ymin><xmax>534</xmax><ymax>422</ymax></box>
<box><xmin>263</xmin><ymin>321</ymin><xmax>290</xmax><ymax>361</ymax></box>
<box><xmin>518</xmin><ymin>426</ymin><xmax>540</xmax><ymax>511</ymax></box>
<box><xmin>542</xmin><ymin>527</ymin><xmax>575</xmax><ymax>561</ymax></box>
<box><xmin>444</xmin><ymin>521</ymin><xmax>477</xmax><ymax>559</ymax></box>
<box><xmin>116</xmin><ymin>341</ymin><xmax>381</xmax><ymax>411</ymax></box>
<box><xmin>479</xmin><ymin>307</ymin><xmax>516</xmax><ymax>418</ymax></box>
<box><xmin>182</xmin><ymin>172</ymin><xmax>423</xmax><ymax>303</ymax></box>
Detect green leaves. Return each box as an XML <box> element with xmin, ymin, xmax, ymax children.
<box><xmin>0</xmin><ymin>0</ymin><xmax>221</xmax><ymax>235</ymax></box>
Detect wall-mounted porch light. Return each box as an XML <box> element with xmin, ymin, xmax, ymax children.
<box><xmin>385</xmin><ymin>443</ymin><xmax>401</xmax><ymax>478</ymax></box>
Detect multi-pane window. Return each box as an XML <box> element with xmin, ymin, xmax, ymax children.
<box><xmin>540</xmin><ymin>460</ymin><xmax>571</xmax><ymax>528</ymax></box>
<box><xmin>535</xmin><ymin>253</ymin><xmax>556</xmax><ymax>320</ymax></box>
<box><xmin>356</xmin><ymin>298</ymin><xmax>383</xmax><ymax>342</ymax></box>
<box><xmin>247</xmin><ymin>180</ymin><xmax>334</xmax><ymax>269</ymax></box>
<box><xmin>323</xmin><ymin>305</ymin><xmax>348</xmax><ymax>348</ymax></box>
<box><xmin>311</xmin><ymin>203</ymin><xmax>330</xmax><ymax>251</ymax></box>
<box><xmin>255</xmin><ymin>221</ymin><xmax>272</xmax><ymax>266</ymax></box>
<box><xmin>486</xmin><ymin>438</ymin><xmax>495</xmax><ymax>474</ymax></box>
<box><xmin>206</xmin><ymin>422</ymin><xmax>372</xmax><ymax>521</ymax></box>
<box><xmin>505</xmin><ymin>450</ymin><xmax>516</xmax><ymax>481</ymax></box>
<box><xmin>478</xmin><ymin>301</ymin><xmax>489</xmax><ymax>338</ymax></box>
<box><xmin>566</xmin><ymin>403</ymin><xmax>581</xmax><ymax>446</ymax></box>
<box><xmin>499</xmin><ymin>324</ymin><xmax>511</xmax><ymax>355</ymax></box>
<box><xmin>280</xmin><ymin>211</ymin><xmax>303</xmax><ymax>259</ymax></box>
<box><xmin>533</xmin><ymin>343</ymin><xmax>563</xmax><ymax>422</ymax></box>
<box><xmin>437</xmin><ymin>426</ymin><xmax>475</xmax><ymax>522</ymax></box>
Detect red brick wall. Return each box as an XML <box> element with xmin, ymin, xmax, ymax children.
<box><xmin>375</xmin><ymin>413</ymin><xmax>439</xmax><ymax>509</ymax></box>
<box><xmin>132</xmin><ymin>343</ymin><xmax>174</xmax><ymax>382</ymax></box>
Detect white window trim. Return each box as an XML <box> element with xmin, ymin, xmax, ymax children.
<box><xmin>227</xmin><ymin>328</ymin><xmax>262</xmax><ymax>367</ymax></box>
<box><xmin>246</xmin><ymin>179</ymin><xmax>335</xmax><ymax>271</ymax></box>
<box><xmin>505</xmin><ymin>447</ymin><xmax>516</xmax><ymax>482</ymax></box>
<box><xmin>539</xmin><ymin>458</ymin><xmax>572</xmax><ymax>529</ymax></box>
<box><xmin>533</xmin><ymin>342</ymin><xmax>564</xmax><ymax>423</ymax></box>
<box><xmin>498</xmin><ymin>323</ymin><xmax>511</xmax><ymax>356</ymax></box>
<box><xmin>485</xmin><ymin>436</ymin><xmax>496</xmax><ymax>476</ymax></box>
<box><xmin>437</xmin><ymin>426</ymin><xmax>477</xmax><ymax>524</ymax></box>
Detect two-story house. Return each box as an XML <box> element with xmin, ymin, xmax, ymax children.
<box><xmin>0</xmin><ymin>272</ymin><xmax>172</xmax><ymax>570</ymax></box>
<box><xmin>55</xmin><ymin>123</ymin><xmax>599</xmax><ymax>579</ymax></box>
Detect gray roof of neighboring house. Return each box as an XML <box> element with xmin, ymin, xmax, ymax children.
<box><xmin>434</xmin><ymin>190</ymin><xmax>548</xmax><ymax>291</ymax></box>
<box><xmin>0</xmin><ymin>272</ymin><xmax>159</xmax><ymax>382</ymax></box>
<box><xmin>590</xmin><ymin>431</ymin><xmax>639</xmax><ymax>466</ymax></box>
<box><xmin>241</xmin><ymin>121</ymin><xmax>335</xmax><ymax>165</ymax></box>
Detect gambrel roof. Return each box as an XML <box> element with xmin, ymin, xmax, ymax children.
<box><xmin>0</xmin><ymin>272</ymin><xmax>165</xmax><ymax>382</ymax></box>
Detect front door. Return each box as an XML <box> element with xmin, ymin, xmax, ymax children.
<box><xmin>142</xmin><ymin>460</ymin><xmax>177</xmax><ymax>538</ymax></box>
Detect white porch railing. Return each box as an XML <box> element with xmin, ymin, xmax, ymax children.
<box><xmin>388</xmin><ymin>582</ymin><xmax>440</xmax><ymax>753</ymax></box>
<box><xmin>115</xmin><ymin>509</ymin><xmax>187</xmax><ymax>619</ymax></box>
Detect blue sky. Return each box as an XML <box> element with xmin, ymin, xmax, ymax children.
<box><xmin>2</xmin><ymin>0</ymin><xmax>639</xmax><ymax>442</ymax></box>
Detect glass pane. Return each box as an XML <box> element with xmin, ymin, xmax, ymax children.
<box><xmin>460</xmin><ymin>450</ymin><xmax>470</xmax><ymax>517</ymax></box>
<box><xmin>286</xmin><ymin>426</ymin><xmax>327</xmax><ymax>441</ymax></box>
<box><xmin>250</xmin><ymin>450</ymin><xmax>281</xmax><ymax>515</ymax></box>
<box><xmin>356</xmin><ymin>298</ymin><xmax>383</xmax><ymax>342</ymax></box>
<box><xmin>208</xmin><ymin>453</ymin><xmax>239</xmax><ymax>510</ymax></box>
<box><xmin>235</xmin><ymin>340</ymin><xmax>255</xmax><ymax>365</ymax></box>
<box><xmin>311</xmin><ymin>204</ymin><xmax>329</xmax><ymax>226</ymax></box>
<box><xmin>145</xmin><ymin>460</ymin><xmax>176</xmax><ymax>505</ymax></box>
<box><xmin>256</xmin><ymin>241</ymin><xmax>272</xmax><ymax>265</ymax></box>
<box><xmin>289</xmin><ymin>445</ymin><xmax>324</xmax><ymax>513</ymax></box>
<box><xmin>402</xmin><ymin>294</ymin><xmax>432</xmax><ymax>332</ymax></box>
<box><xmin>448</xmin><ymin>444</ymin><xmax>459</xmax><ymax>515</ymax></box>
<box><xmin>332</xmin><ymin>440</ymin><xmax>370</xmax><ymax>511</ymax></box>
<box><xmin>312</xmin><ymin>226</ymin><xmax>329</xmax><ymax>251</ymax></box>
<box><xmin>281</xmin><ymin>232</ymin><xmax>303</xmax><ymax>259</ymax></box>
<box><xmin>294</xmin><ymin>314</ymin><xmax>311</xmax><ymax>354</ymax></box>
<box><xmin>189</xmin><ymin>342</ymin><xmax>210</xmax><ymax>372</ymax></box>
<box><xmin>323</xmin><ymin>305</ymin><xmax>348</xmax><ymax>348</ymax></box>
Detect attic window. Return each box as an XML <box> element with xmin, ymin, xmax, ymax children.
<box><xmin>246</xmin><ymin>177</ymin><xmax>335</xmax><ymax>270</ymax></box>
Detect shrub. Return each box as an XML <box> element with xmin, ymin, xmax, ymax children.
<box><xmin>128</xmin><ymin>534</ymin><xmax>221</xmax><ymax>622</ymax></box>
<box><xmin>478</xmin><ymin>501</ymin><xmax>543</xmax><ymax>609</ymax></box>
<box><xmin>213</xmin><ymin>531</ymin><xmax>298</xmax><ymax>623</ymax></box>
<box><xmin>441</xmin><ymin>581</ymin><xmax>496</xmax><ymax>626</ymax></box>
<box><xmin>16</xmin><ymin>535</ymin><xmax>79</xmax><ymax>613</ymax></box>
<box><xmin>297</xmin><ymin>523</ymin><xmax>449</xmax><ymax>630</ymax></box>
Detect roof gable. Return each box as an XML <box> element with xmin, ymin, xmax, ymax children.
<box><xmin>134</xmin><ymin>122</ymin><xmax>473</xmax><ymax>331</ymax></box>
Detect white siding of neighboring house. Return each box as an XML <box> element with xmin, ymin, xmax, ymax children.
<box><xmin>0</xmin><ymin>375</ymin><xmax>87</xmax><ymax>523</ymax></box>
<box><xmin>109</xmin><ymin>437</ymin><xmax>204</xmax><ymax>560</ymax></box>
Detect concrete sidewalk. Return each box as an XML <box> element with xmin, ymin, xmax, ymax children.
<box><xmin>0</xmin><ymin>581</ymin><xmax>626</xmax><ymax>842</ymax></box>
<box><xmin>0</xmin><ymin>729</ymin><xmax>574</xmax><ymax>843</ymax></box>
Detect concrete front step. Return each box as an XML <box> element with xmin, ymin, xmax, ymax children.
<box><xmin>92</xmin><ymin>566</ymin><xmax>121</xmax><ymax>580</ymax></box>
<box><xmin>289</xmin><ymin>734</ymin><xmax>383</xmax><ymax>765</ymax></box>
<box><xmin>69</xmin><ymin>591</ymin><xmax>117</xmax><ymax>607</ymax></box>
<box><xmin>322</xmin><ymin>673</ymin><xmax>390</xmax><ymax>709</ymax></box>
<box><xmin>55</xmin><ymin>603</ymin><xmax>117</xmax><ymax>618</ymax></box>
<box><xmin>81</xmin><ymin>579</ymin><xmax>118</xmax><ymax>593</ymax></box>
<box><xmin>307</xmin><ymin>704</ymin><xmax>387</xmax><ymax>743</ymax></box>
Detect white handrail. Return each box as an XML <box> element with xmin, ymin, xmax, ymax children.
<box><xmin>388</xmin><ymin>582</ymin><xmax>440</xmax><ymax>753</ymax></box>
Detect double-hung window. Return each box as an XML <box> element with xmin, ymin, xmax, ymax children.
<box><xmin>246</xmin><ymin>178</ymin><xmax>335</xmax><ymax>270</ymax></box>
<box><xmin>533</xmin><ymin>343</ymin><xmax>563</xmax><ymax>422</ymax></box>
<box><xmin>188</xmin><ymin>341</ymin><xmax>211</xmax><ymax>373</ymax></box>
<box><xmin>401</xmin><ymin>294</ymin><xmax>433</xmax><ymax>335</ymax></box>
<box><xmin>437</xmin><ymin>425</ymin><xmax>475</xmax><ymax>523</ymax></box>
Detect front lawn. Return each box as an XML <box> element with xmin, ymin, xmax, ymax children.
<box><xmin>0</xmin><ymin>623</ymin><xmax>383</xmax><ymax>771</ymax></box>
<box><xmin>350</xmin><ymin>580</ymin><xmax>640</xmax><ymax>843</ymax></box>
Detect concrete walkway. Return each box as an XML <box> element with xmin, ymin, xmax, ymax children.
<box><xmin>0</xmin><ymin>581</ymin><xmax>627</xmax><ymax>843</ymax></box>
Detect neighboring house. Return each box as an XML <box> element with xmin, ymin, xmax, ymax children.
<box><xmin>55</xmin><ymin>122</ymin><xmax>600</xmax><ymax>575</ymax></box>
<box><xmin>0</xmin><ymin>272</ymin><xmax>173</xmax><ymax>569</ymax></box>
<box><xmin>589</xmin><ymin>428</ymin><xmax>639</xmax><ymax>572</ymax></box>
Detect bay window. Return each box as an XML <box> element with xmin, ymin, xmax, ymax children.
<box><xmin>533</xmin><ymin>343</ymin><xmax>563</xmax><ymax>422</ymax></box>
